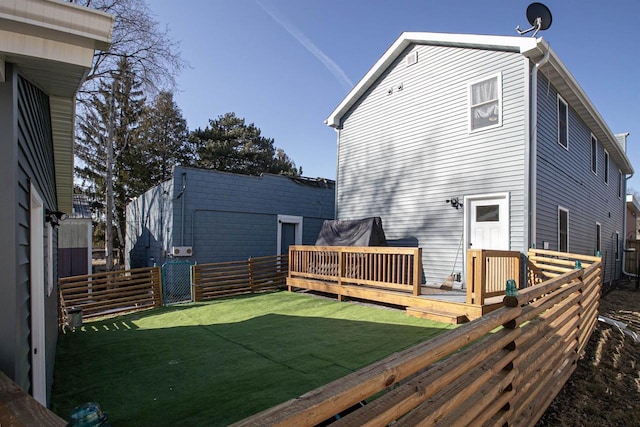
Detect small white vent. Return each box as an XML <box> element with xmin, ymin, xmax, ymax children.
<box><xmin>406</xmin><ymin>51</ymin><xmax>418</xmax><ymax>67</ymax></box>
<box><xmin>172</xmin><ymin>246</ymin><xmax>193</xmax><ymax>257</ymax></box>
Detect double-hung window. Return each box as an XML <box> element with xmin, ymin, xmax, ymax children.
<box><xmin>591</xmin><ymin>135</ymin><xmax>597</xmax><ymax>175</ymax></box>
<box><xmin>469</xmin><ymin>73</ymin><xmax>501</xmax><ymax>131</ymax></box>
<box><xmin>604</xmin><ymin>150</ymin><xmax>609</xmax><ymax>184</ymax></box>
<box><xmin>557</xmin><ymin>95</ymin><xmax>568</xmax><ymax>149</ymax></box>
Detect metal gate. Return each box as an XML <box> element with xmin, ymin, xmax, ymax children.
<box><xmin>162</xmin><ymin>260</ymin><xmax>192</xmax><ymax>305</ymax></box>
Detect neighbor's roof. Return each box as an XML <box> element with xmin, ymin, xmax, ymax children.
<box><xmin>326</xmin><ymin>31</ymin><xmax>632</xmax><ymax>175</ymax></box>
<box><xmin>627</xmin><ymin>194</ymin><xmax>640</xmax><ymax>216</ymax></box>
<box><xmin>0</xmin><ymin>0</ymin><xmax>113</xmax><ymax>214</ymax></box>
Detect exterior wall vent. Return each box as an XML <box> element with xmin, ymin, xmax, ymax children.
<box><xmin>172</xmin><ymin>246</ymin><xmax>193</xmax><ymax>257</ymax></box>
<box><xmin>406</xmin><ymin>51</ymin><xmax>418</xmax><ymax>67</ymax></box>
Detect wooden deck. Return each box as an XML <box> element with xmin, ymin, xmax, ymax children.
<box><xmin>286</xmin><ymin>246</ymin><xmax>515</xmax><ymax>324</ymax></box>
<box><xmin>287</xmin><ymin>278</ymin><xmax>501</xmax><ymax>324</ymax></box>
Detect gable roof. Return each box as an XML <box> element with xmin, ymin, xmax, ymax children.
<box><xmin>326</xmin><ymin>32</ymin><xmax>632</xmax><ymax>175</ymax></box>
<box><xmin>0</xmin><ymin>0</ymin><xmax>113</xmax><ymax>213</ymax></box>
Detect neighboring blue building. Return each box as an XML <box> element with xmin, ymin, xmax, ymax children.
<box><xmin>325</xmin><ymin>32</ymin><xmax>633</xmax><ymax>285</ymax></box>
<box><xmin>125</xmin><ymin>166</ymin><xmax>335</xmax><ymax>268</ymax></box>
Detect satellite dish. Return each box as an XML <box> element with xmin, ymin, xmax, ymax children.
<box><xmin>516</xmin><ymin>2</ymin><xmax>553</xmax><ymax>37</ymax></box>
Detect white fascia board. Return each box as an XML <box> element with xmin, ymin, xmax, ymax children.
<box><xmin>0</xmin><ymin>0</ymin><xmax>113</xmax><ymax>53</ymax></box>
<box><xmin>325</xmin><ymin>32</ymin><xmax>539</xmax><ymax>129</ymax></box>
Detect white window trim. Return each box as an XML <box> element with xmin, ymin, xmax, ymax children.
<box><xmin>604</xmin><ymin>149</ymin><xmax>609</xmax><ymax>185</ymax></box>
<box><xmin>595</xmin><ymin>222</ymin><xmax>601</xmax><ymax>255</ymax></box>
<box><xmin>277</xmin><ymin>214</ymin><xmax>303</xmax><ymax>256</ymax></box>
<box><xmin>558</xmin><ymin>206</ymin><xmax>569</xmax><ymax>252</ymax></box>
<box><xmin>468</xmin><ymin>72</ymin><xmax>502</xmax><ymax>133</ymax></box>
<box><xmin>590</xmin><ymin>134</ymin><xmax>598</xmax><ymax>175</ymax></box>
<box><xmin>557</xmin><ymin>95</ymin><xmax>569</xmax><ymax>150</ymax></box>
<box><xmin>615</xmin><ymin>231</ymin><xmax>620</xmax><ymax>261</ymax></box>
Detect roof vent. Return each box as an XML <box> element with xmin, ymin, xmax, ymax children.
<box><xmin>406</xmin><ymin>51</ymin><xmax>418</xmax><ymax>67</ymax></box>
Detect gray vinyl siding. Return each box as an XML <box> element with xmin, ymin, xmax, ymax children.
<box><xmin>535</xmin><ymin>73</ymin><xmax>625</xmax><ymax>282</ymax></box>
<box><xmin>336</xmin><ymin>44</ymin><xmax>527</xmax><ymax>285</ymax></box>
<box><xmin>0</xmin><ymin>65</ymin><xmax>59</xmax><ymax>400</ymax></box>
<box><xmin>126</xmin><ymin>167</ymin><xmax>335</xmax><ymax>267</ymax></box>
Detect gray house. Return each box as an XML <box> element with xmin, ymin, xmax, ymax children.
<box><xmin>326</xmin><ymin>32</ymin><xmax>633</xmax><ymax>286</ymax></box>
<box><xmin>0</xmin><ymin>0</ymin><xmax>112</xmax><ymax>406</ymax></box>
<box><xmin>125</xmin><ymin>166</ymin><xmax>335</xmax><ymax>268</ymax></box>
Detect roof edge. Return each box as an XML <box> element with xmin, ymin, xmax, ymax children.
<box><xmin>325</xmin><ymin>32</ymin><xmax>541</xmax><ymax>128</ymax></box>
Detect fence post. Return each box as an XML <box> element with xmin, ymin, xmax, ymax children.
<box><xmin>154</xmin><ymin>266</ymin><xmax>163</xmax><ymax>307</ymax></box>
<box><xmin>248</xmin><ymin>257</ymin><xmax>255</xmax><ymax>293</ymax></box>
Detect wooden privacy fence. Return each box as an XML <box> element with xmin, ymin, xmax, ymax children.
<box><xmin>234</xmin><ymin>251</ymin><xmax>602</xmax><ymax>427</ymax></box>
<box><xmin>288</xmin><ymin>246</ymin><xmax>422</xmax><ymax>296</ymax></box>
<box><xmin>59</xmin><ymin>266</ymin><xmax>162</xmax><ymax>327</ymax></box>
<box><xmin>466</xmin><ymin>249</ymin><xmax>521</xmax><ymax>305</ymax></box>
<box><xmin>192</xmin><ymin>254</ymin><xmax>288</xmax><ymax>301</ymax></box>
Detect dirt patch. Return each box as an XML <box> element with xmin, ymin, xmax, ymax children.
<box><xmin>537</xmin><ymin>279</ymin><xmax>640</xmax><ymax>426</ymax></box>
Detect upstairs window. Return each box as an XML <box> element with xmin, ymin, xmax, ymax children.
<box><xmin>618</xmin><ymin>169</ymin><xmax>623</xmax><ymax>198</ymax></box>
<box><xmin>469</xmin><ymin>73</ymin><xmax>501</xmax><ymax>131</ymax></box>
<box><xmin>557</xmin><ymin>95</ymin><xmax>568</xmax><ymax>149</ymax></box>
<box><xmin>591</xmin><ymin>135</ymin><xmax>597</xmax><ymax>175</ymax></box>
<box><xmin>604</xmin><ymin>149</ymin><xmax>609</xmax><ymax>184</ymax></box>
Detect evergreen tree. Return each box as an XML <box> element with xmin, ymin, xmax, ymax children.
<box><xmin>191</xmin><ymin>113</ymin><xmax>299</xmax><ymax>176</ymax></box>
<box><xmin>132</xmin><ymin>91</ymin><xmax>192</xmax><ymax>196</ymax></box>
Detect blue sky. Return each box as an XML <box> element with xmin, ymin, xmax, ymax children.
<box><xmin>151</xmin><ymin>0</ymin><xmax>640</xmax><ymax>189</ymax></box>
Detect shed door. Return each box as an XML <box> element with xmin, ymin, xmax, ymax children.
<box><xmin>466</xmin><ymin>194</ymin><xmax>509</xmax><ymax>250</ymax></box>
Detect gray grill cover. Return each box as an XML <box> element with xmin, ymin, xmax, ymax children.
<box><xmin>315</xmin><ymin>217</ymin><xmax>387</xmax><ymax>246</ymax></box>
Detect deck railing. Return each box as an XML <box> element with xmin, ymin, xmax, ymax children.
<box><xmin>192</xmin><ymin>254</ymin><xmax>288</xmax><ymax>301</ymax></box>
<box><xmin>466</xmin><ymin>249</ymin><xmax>522</xmax><ymax>305</ymax></box>
<box><xmin>288</xmin><ymin>246</ymin><xmax>423</xmax><ymax>296</ymax></box>
<box><xmin>58</xmin><ymin>266</ymin><xmax>162</xmax><ymax>327</ymax></box>
<box><xmin>233</xmin><ymin>252</ymin><xmax>602</xmax><ymax>426</ymax></box>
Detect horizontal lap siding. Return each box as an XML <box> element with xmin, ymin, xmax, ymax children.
<box><xmin>535</xmin><ymin>74</ymin><xmax>625</xmax><ymax>282</ymax></box>
<box><xmin>338</xmin><ymin>45</ymin><xmax>527</xmax><ymax>285</ymax></box>
<box><xmin>15</xmin><ymin>74</ymin><xmax>58</xmax><ymax>395</ymax></box>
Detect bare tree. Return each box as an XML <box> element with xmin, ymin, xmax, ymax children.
<box><xmin>72</xmin><ymin>0</ymin><xmax>186</xmax><ymax>270</ymax></box>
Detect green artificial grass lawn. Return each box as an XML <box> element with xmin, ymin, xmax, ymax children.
<box><xmin>51</xmin><ymin>291</ymin><xmax>454</xmax><ymax>426</ymax></box>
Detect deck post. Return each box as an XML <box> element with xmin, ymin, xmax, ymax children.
<box><xmin>412</xmin><ymin>248</ymin><xmax>422</xmax><ymax>296</ymax></box>
<box><xmin>338</xmin><ymin>248</ymin><xmax>344</xmax><ymax>301</ymax></box>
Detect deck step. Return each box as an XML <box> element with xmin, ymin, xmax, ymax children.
<box><xmin>406</xmin><ymin>306</ymin><xmax>469</xmax><ymax>324</ymax></box>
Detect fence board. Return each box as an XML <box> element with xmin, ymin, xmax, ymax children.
<box><xmin>59</xmin><ymin>266</ymin><xmax>162</xmax><ymax>326</ymax></box>
<box><xmin>192</xmin><ymin>255</ymin><xmax>287</xmax><ymax>301</ymax></box>
<box><xmin>233</xmin><ymin>251</ymin><xmax>602</xmax><ymax>427</ymax></box>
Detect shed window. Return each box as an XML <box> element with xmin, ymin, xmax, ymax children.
<box><xmin>469</xmin><ymin>74</ymin><xmax>501</xmax><ymax>131</ymax></box>
<box><xmin>557</xmin><ymin>96</ymin><xmax>568</xmax><ymax>149</ymax></box>
<box><xmin>558</xmin><ymin>207</ymin><xmax>569</xmax><ymax>252</ymax></box>
<box><xmin>591</xmin><ymin>135</ymin><xmax>597</xmax><ymax>175</ymax></box>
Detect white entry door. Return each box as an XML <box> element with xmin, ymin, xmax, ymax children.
<box><xmin>465</xmin><ymin>193</ymin><xmax>509</xmax><ymax>251</ymax></box>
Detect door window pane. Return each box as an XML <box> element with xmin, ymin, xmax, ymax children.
<box><xmin>476</xmin><ymin>205</ymin><xmax>500</xmax><ymax>222</ymax></box>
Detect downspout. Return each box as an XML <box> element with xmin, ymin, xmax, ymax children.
<box><xmin>529</xmin><ymin>47</ymin><xmax>550</xmax><ymax>249</ymax></box>
<box><xmin>621</xmin><ymin>133</ymin><xmax>635</xmax><ymax>276</ymax></box>
<box><xmin>175</xmin><ymin>172</ymin><xmax>187</xmax><ymax>246</ymax></box>
<box><xmin>334</xmin><ymin>127</ymin><xmax>340</xmax><ymax>219</ymax></box>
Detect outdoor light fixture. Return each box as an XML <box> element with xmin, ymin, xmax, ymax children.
<box><xmin>446</xmin><ymin>197</ymin><xmax>463</xmax><ymax>210</ymax></box>
<box><xmin>45</xmin><ymin>209</ymin><xmax>67</xmax><ymax>227</ymax></box>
